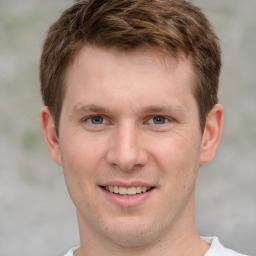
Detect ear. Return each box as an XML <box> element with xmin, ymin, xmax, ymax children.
<box><xmin>40</xmin><ymin>106</ymin><xmax>62</xmax><ymax>166</ymax></box>
<box><xmin>199</xmin><ymin>104</ymin><xmax>224</xmax><ymax>164</ymax></box>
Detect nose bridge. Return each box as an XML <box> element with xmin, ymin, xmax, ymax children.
<box><xmin>106</xmin><ymin>121</ymin><xmax>147</xmax><ymax>170</ymax></box>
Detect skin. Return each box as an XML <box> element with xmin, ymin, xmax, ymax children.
<box><xmin>41</xmin><ymin>46</ymin><xmax>223</xmax><ymax>256</ymax></box>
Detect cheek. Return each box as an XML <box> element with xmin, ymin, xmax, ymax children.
<box><xmin>155</xmin><ymin>133</ymin><xmax>200</xmax><ymax>161</ymax></box>
<box><xmin>60</xmin><ymin>143</ymin><xmax>100</xmax><ymax>211</ymax></box>
<box><xmin>59</xmin><ymin>135</ymin><xmax>109</xmax><ymax>204</ymax></box>
<box><xmin>153</xmin><ymin>134</ymin><xmax>201</xmax><ymax>182</ymax></box>
<box><xmin>60</xmin><ymin>134</ymin><xmax>106</xmax><ymax>172</ymax></box>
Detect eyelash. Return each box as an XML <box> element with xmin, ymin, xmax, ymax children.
<box><xmin>83</xmin><ymin>115</ymin><xmax>108</xmax><ymax>125</ymax></box>
<box><xmin>146</xmin><ymin>116</ymin><xmax>170</xmax><ymax>125</ymax></box>
<box><xmin>82</xmin><ymin>115</ymin><xmax>172</xmax><ymax>126</ymax></box>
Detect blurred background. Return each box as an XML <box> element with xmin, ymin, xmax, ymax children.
<box><xmin>0</xmin><ymin>0</ymin><xmax>255</xmax><ymax>255</ymax></box>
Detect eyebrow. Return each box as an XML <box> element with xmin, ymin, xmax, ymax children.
<box><xmin>140</xmin><ymin>105</ymin><xmax>186</xmax><ymax>114</ymax></box>
<box><xmin>70</xmin><ymin>103</ymin><xmax>186</xmax><ymax>117</ymax></box>
<box><xmin>69</xmin><ymin>104</ymin><xmax>109</xmax><ymax>117</ymax></box>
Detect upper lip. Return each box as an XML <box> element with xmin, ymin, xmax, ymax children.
<box><xmin>99</xmin><ymin>180</ymin><xmax>155</xmax><ymax>188</ymax></box>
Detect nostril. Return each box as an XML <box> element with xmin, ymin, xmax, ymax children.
<box><xmin>105</xmin><ymin>131</ymin><xmax>149</xmax><ymax>171</ymax></box>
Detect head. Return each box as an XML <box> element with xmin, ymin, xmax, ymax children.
<box><xmin>40</xmin><ymin>1</ymin><xmax>224</xmax><ymax>251</ymax></box>
<box><xmin>40</xmin><ymin>0</ymin><xmax>221</xmax><ymax>136</ymax></box>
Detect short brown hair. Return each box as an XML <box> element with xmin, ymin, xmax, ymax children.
<box><xmin>40</xmin><ymin>0</ymin><xmax>221</xmax><ymax>134</ymax></box>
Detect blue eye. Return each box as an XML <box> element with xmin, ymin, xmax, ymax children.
<box><xmin>152</xmin><ymin>116</ymin><xmax>167</xmax><ymax>124</ymax></box>
<box><xmin>89</xmin><ymin>116</ymin><xmax>104</xmax><ymax>124</ymax></box>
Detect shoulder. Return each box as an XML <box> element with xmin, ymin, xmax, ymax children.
<box><xmin>62</xmin><ymin>247</ymin><xmax>79</xmax><ymax>256</ymax></box>
<box><xmin>202</xmin><ymin>236</ymin><xmax>249</xmax><ymax>256</ymax></box>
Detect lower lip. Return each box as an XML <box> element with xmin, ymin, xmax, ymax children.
<box><xmin>100</xmin><ymin>187</ymin><xmax>155</xmax><ymax>207</ymax></box>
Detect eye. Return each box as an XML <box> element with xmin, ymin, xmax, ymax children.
<box><xmin>149</xmin><ymin>116</ymin><xmax>168</xmax><ymax>125</ymax></box>
<box><xmin>86</xmin><ymin>115</ymin><xmax>105</xmax><ymax>124</ymax></box>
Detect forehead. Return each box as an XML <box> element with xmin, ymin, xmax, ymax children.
<box><xmin>67</xmin><ymin>45</ymin><xmax>196</xmax><ymax>87</ymax></box>
<box><xmin>64</xmin><ymin>46</ymin><xmax>197</xmax><ymax>112</ymax></box>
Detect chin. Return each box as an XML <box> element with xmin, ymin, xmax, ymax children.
<box><xmin>103</xmin><ymin>217</ymin><xmax>167</xmax><ymax>248</ymax></box>
<box><xmin>109</xmin><ymin>230</ymin><xmax>153</xmax><ymax>247</ymax></box>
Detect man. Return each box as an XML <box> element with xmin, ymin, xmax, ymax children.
<box><xmin>40</xmin><ymin>0</ymin><xmax>248</xmax><ymax>255</ymax></box>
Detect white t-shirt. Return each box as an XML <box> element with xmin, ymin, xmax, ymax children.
<box><xmin>63</xmin><ymin>237</ymin><xmax>248</xmax><ymax>256</ymax></box>
<box><xmin>202</xmin><ymin>237</ymin><xmax>248</xmax><ymax>256</ymax></box>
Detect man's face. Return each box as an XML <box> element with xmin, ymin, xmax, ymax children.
<box><xmin>49</xmin><ymin>46</ymin><xmax>212</xmax><ymax>246</ymax></box>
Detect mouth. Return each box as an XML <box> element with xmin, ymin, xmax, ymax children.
<box><xmin>103</xmin><ymin>186</ymin><xmax>153</xmax><ymax>196</ymax></box>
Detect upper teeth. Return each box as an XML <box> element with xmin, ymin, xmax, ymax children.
<box><xmin>105</xmin><ymin>186</ymin><xmax>150</xmax><ymax>195</ymax></box>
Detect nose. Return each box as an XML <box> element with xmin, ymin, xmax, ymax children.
<box><xmin>105</xmin><ymin>122</ymin><xmax>148</xmax><ymax>171</ymax></box>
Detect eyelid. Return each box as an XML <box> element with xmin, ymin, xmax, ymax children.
<box><xmin>83</xmin><ymin>115</ymin><xmax>109</xmax><ymax>124</ymax></box>
<box><xmin>81</xmin><ymin>114</ymin><xmax>174</xmax><ymax>126</ymax></box>
<box><xmin>146</xmin><ymin>115</ymin><xmax>173</xmax><ymax>125</ymax></box>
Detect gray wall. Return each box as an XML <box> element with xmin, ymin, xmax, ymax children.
<box><xmin>0</xmin><ymin>0</ymin><xmax>255</xmax><ymax>255</ymax></box>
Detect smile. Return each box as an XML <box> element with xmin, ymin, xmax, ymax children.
<box><xmin>104</xmin><ymin>186</ymin><xmax>152</xmax><ymax>195</ymax></box>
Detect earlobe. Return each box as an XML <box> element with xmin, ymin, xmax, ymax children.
<box><xmin>199</xmin><ymin>104</ymin><xmax>224</xmax><ymax>164</ymax></box>
<box><xmin>40</xmin><ymin>106</ymin><xmax>62</xmax><ymax>166</ymax></box>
